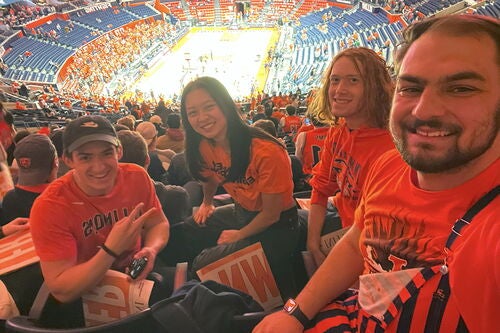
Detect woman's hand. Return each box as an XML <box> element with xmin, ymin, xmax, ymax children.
<box><xmin>193</xmin><ymin>202</ymin><xmax>215</xmax><ymax>224</ymax></box>
<box><xmin>217</xmin><ymin>229</ymin><xmax>241</xmax><ymax>245</ymax></box>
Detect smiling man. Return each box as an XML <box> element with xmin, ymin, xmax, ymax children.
<box><xmin>29</xmin><ymin>115</ymin><xmax>170</xmax><ymax>327</ymax></box>
<box><xmin>254</xmin><ymin>14</ymin><xmax>499</xmax><ymax>333</ymax></box>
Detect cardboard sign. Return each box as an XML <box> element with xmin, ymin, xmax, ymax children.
<box><xmin>82</xmin><ymin>270</ymin><xmax>154</xmax><ymax>327</ymax></box>
<box><xmin>0</xmin><ymin>230</ymin><xmax>39</xmax><ymax>275</ymax></box>
<box><xmin>295</xmin><ymin>198</ymin><xmax>312</xmax><ymax>210</ymax></box>
<box><xmin>320</xmin><ymin>227</ymin><xmax>350</xmax><ymax>256</ymax></box>
<box><xmin>197</xmin><ymin>242</ymin><xmax>283</xmax><ymax>311</ymax></box>
<box><xmin>295</xmin><ymin>196</ymin><xmax>335</xmax><ymax>211</ymax></box>
<box><xmin>301</xmin><ymin>227</ymin><xmax>350</xmax><ymax>277</ymax></box>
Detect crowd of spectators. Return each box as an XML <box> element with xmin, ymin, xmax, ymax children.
<box><xmin>0</xmin><ymin>3</ymin><xmax>55</xmax><ymax>29</ymax></box>
<box><xmin>64</xmin><ymin>20</ymin><xmax>177</xmax><ymax>97</ymax></box>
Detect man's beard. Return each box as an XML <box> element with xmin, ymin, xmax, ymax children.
<box><xmin>391</xmin><ymin>114</ymin><xmax>499</xmax><ymax>174</ymax></box>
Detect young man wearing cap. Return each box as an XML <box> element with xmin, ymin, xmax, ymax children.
<box><xmin>29</xmin><ymin>115</ymin><xmax>170</xmax><ymax>305</ymax></box>
<box><xmin>1</xmin><ymin>134</ymin><xmax>58</xmax><ymax>224</ymax></box>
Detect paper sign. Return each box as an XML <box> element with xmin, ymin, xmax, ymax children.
<box><xmin>0</xmin><ymin>230</ymin><xmax>39</xmax><ymax>275</ymax></box>
<box><xmin>301</xmin><ymin>251</ymin><xmax>317</xmax><ymax>278</ymax></box>
<box><xmin>82</xmin><ymin>270</ymin><xmax>154</xmax><ymax>327</ymax></box>
<box><xmin>320</xmin><ymin>227</ymin><xmax>350</xmax><ymax>256</ymax></box>
<box><xmin>197</xmin><ymin>242</ymin><xmax>283</xmax><ymax>311</ymax></box>
<box><xmin>301</xmin><ymin>227</ymin><xmax>350</xmax><ymax>277</ymax></box>
<box><xmin>295</xmin><ymin>196</ymin><xmax>335</xmax><ymax>211</ymax></box>
<box><xmin>295</xmin><ymin>198</ymin><xmax>312</xmax><ymax>210</ymax></box>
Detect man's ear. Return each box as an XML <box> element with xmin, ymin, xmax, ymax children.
<box><xmin>116</xmin><ymin>145</ymin><xmax>123</xmax><ymax>160</ymax></box>
<box><xmin>62</xmin><ymin>153</ymin><xmax>74</xmax><ymax>169</ymax></box>
<box><xmin>145</xmin><ymin>153</ymin><xmax>151</xmax><ymax>169</ymax></box>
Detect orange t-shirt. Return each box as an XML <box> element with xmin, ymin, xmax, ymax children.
<box><xmin>282</xmin><ymin>115</ymin><xmax>302</xmax><ymax>134</ymax></box>
<box><xmin>199</xmin><ymin>138</ymin><xmax>294</xmax><ymax>212</ymax></box>
<box><xmin>30</xmin><ymin>163</ymin><xmax>162</xmax><ymax>272</ymax></box>
<box><xmin>310</xmin><ymin>124</ymin><xmax>394</xmax><ymax>227</ymax></box>
<box><xmin>301</xmin><ymin>126</ymin><xmax>329</xmax><ymax>175</ymax></box>
<box><xmin>271</xmin><ymin>111</ymin><xmax>284</xmax><ymax>120</ymax></box>
<box><xmin>355</xmin><ymin>151</ymin><xmax>499</xmax><ymax>332</ymax></box>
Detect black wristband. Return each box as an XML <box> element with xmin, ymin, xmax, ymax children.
<box><xmin>283</xmin><ymin>298</ymin><xmax>310</xmax><ymax>328</ymax></box>
<box><xmin>99</xmin><ymin>244</ymin><xmax>119</xmax><ymax>259</ymax></box>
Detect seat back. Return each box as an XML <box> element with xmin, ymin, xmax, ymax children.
<box><xmin>6</xmin><ymin>308</ymin><xmax>155</xmax><ymax>333</ymax></box>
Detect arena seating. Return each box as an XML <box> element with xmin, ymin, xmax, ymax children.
<box><xmin>476</xmin><ymin>1</ymin><xmax>500</xmax><ymax>17</ymax></box>
<box><xmin>122</xmin><ymin>4</ymin><xmax>161</xmax><ymax>19</ymax></box>
<box><xmin>0</xmin><ymin>0</ymin><xmax>497</xmax><ymax>129</ymax></box>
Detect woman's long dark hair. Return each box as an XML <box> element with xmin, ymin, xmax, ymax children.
<box><xmin>180</xmin><ymin>76</ymin><xmax>283</xmax><ymax>182</ymax></box>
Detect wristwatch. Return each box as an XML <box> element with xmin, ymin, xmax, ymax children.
<box><xmin>283</xmin><ymin>298</ymin><xmax>310</xmax><ymax>327</ymax></box>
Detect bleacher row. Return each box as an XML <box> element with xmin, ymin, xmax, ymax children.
<box><xmin>287</xmin><ymin>4</ymin><xmax>404</xmax><ymax>92</ymax></box>
<box><xmin>1</xmin><ymin>0</ymin><xmax>499</xmax><ymax>94</ymax></box>
<box><xmin>415</xmin><ymin>0</ymin><xmax>463</xmax><ymax>16</ymax></box>
<box><xmin>476</xmin><ymin>1</ymin><xmax>500</xmax><ymax>17</ymax></box>
<box><xmin>0</xmin><ymin>4</ymin><xmax>174</xmax><ymax>84</ymax></box>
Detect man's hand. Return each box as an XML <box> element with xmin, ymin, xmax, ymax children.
<box><xmin>217</xmin><ymin>229</ymin><xmax>241</xmax><ymax>245</ymax></box>
<box><xmin>105</xmin><ymin>203</ymin><xmax>157</xmax><ymax>255</ymax></box>
<box><xmin>193</xmin><ymin>202</ymin><xmax>215</xmax><ymax>225</ymax></box>
<box><xmin>128</xmin><ymin>246</ymin><xmax>157</xmax><ymax>281</ymax></box>
<box><xmin>2</xmin><ymin>217</ymin><xmax>29</xmax><ymax>236</ymax></box>
<box><xmin>253</xmin><ymin>311</ymin><xmax>304</xmax><ymax>333</ymax></box>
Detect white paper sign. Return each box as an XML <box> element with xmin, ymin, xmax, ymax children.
<box><xmin>82</xmin><ymin>270</ymin><xmax>154</xmax><ymax>327</ymax></box>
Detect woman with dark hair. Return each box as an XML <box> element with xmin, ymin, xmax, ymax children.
<box><xmin>180</xmin><ymin>76</ymin><xmax>300</xmax><ymax>298</ymax></box>
<box><xmin>305</xmin><ymin>48</ymin><xmax>395</xmax><ymax>268</ymax></box>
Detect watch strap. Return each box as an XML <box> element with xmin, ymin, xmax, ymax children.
<box><xmin>284</xmin><ymin>299</ymin><xmax>310</xmax><ymax>327</ymax></box>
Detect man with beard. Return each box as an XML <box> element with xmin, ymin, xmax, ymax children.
<box><xmin>254</xmin><ymin>14</ymin><xmax>499</xmax><ymax>333</ymax></box>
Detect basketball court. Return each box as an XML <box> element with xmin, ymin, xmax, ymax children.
<box><xmin>131</xmin><ymin>27</ymin><xmax>278</xmax><ymax>100</ymax></box>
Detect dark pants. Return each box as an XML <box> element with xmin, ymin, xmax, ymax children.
<box><xmin>297</xmin><ymin>203</ymin><xmax>343</xmax><ymax>251</ymax></box>
<box><xmin>184</xmin><ymin>204</ymin><xmax>300</xmax><ymax>299</ymax></box>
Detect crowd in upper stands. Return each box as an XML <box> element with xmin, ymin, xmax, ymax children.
<box><xmin>65</xmin><ymin>20</ymin><xmax>176</xmax><ymax>96</ymax></box>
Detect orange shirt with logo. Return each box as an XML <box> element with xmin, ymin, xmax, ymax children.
<box><xmin>309</xmin><ymin>124</ymin><xmax>394</xmax><ymax>227</ymax></box>
<box><xmin>199</xmin><ymin>138</ymin><xmax>294</xmax><ymax>212</ymax></box>
<box><xmin>355</xmin><ymin>150</ymin><xmax>499</xmax><ymax>332</ymax></box>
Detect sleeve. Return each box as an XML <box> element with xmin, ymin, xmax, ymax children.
<box><xmin>254</xmin><ymin>141</ymin><xmax>293</xmax><ymax>194</ymax></box>
<box><xmin>29</xmin><ymin>196</ymin><xmax>78</xmax><ymax>262</ymax></box>
<box><xmin>309</xmin><ymin>128</ymin><xmax>338</xmax><ymax>206</ymax></box>
<box><xmin>451</xmin><ymin>205</ymin><xmax>499</xmax><ymax>333</ymax></box>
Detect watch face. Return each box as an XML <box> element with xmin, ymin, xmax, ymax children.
<box><xmin>284</xmin><ymin>298</ymin><xmax>298</xmax><ymax>313</ymax></box>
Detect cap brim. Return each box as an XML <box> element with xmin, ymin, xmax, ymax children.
<box><xmin>67</xmin><ymin>134</ymin><xmax>119</xmax><ymax>153</ymax></box>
